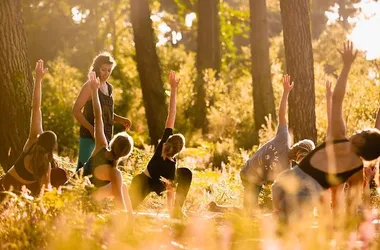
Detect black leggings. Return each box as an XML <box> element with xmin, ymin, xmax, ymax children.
<box><xmin>129</xmin><ymin>168</ymin><xmax>192</xmax><ymax>210</ymax></box>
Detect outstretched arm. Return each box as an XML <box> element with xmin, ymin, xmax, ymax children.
<box><xmin>331</xmin><ymin>41</ymin><xmax>357</xmax><ymax>139</ymax></box>
<box><xmin>278</xmin><ymin>74</ymin><xmax>294</xmax><ymax>126</ymax></box>
<box><xmin>326</xmin><ymin>80</ymin><xmax>333</xmax><ymax>139</ymax></box>
<box><xmin>89</xmin><ymin>72</ymin><xmax>108</xmax><ymax>151</ymax></box>
<box><xmin>165</xmin><ymin>71</ymin><xmax>180</xmax><ymax>129</ymax></box>
<box><xmin>24</xmin><ymin>60</ymin><xmax>48</xmax><ymax>151</ymax></box>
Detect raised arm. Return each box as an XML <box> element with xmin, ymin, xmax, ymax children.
<box><xmin>72</xmin><ymin>83</ymin><xmax>94</xmax><ymax>137</ymax></box>
<box><xmin>326</xmin><ymin>80</ymin><xmax>333</xmax><ymax>139</ymax></box>
<box><xmin>165</xmin><ymin>71</ymin><xmax>180</xmax><ymax>129</ymax></box>
<box><xmin>24</xmin><ymin>60</ymin><xmax>48</xmax><ymax>151</ymax></box>
<box><xmin>278</xmin><ymin>74</ymin><xmax>294</xmax><ymax>126</ymax></box>
<box><xmin>331</xmin><ymin>42</ymin><xmax>357</xmax><ymax>139</ymax></box>
<box><xmin>89</xmin><ymin>72</ymin><xmax>107</xmax><ymax>150</ymax></box>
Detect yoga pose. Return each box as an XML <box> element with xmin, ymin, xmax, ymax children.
<box><xmin>0</xmin><ymin>60</ymin><xmax>67</xmax><ymax>199</ymax></box>
<box><xmin>240</xmin><ymin>75</ymin><xmax>315</xmax><ymax>211</ymax></box>
<box><xmin>82</xmin><ymin>71</ymin><xmax>134</xmax><ymax>220</ymax></box>
<box><xmin>129</xmin><ymin>71</ymin><xmax>192</xmax><ymax>218</ymax></box>
<box><xmin>271</xmin><ymin>42</ymin><xmax>380</xmax><ymax>222</ymax></box>
<box><xmin>73</xmin><ymin>52</ymin><xmax>131</xmax><ymax>171</ymax></box>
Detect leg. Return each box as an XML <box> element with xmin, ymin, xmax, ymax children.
<box><xmin>129</xmin><ymin>173</ymin><xmax>152</xmax><ymax>210</ymax></box>
<box><xmin>174</xmin><ymin>168</ymin><xmax>192</xmax><ymax>209</ymax></box>
<box><xmin>76</xmin><ymin>138</ymin><xmax>95</xmax><ymax>171</ymax></box>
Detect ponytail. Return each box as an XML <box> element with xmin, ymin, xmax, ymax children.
<box><xmin>288</xmin><ymin>139</ymin><xmax>315</xmax><ymax>163</ymax></box>
<box><xmin>30</xmin><ymin>145</ymin><xmax>51</xmax><ymax>187</ymax></box>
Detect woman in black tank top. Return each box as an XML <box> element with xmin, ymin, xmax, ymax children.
<box><xmin>84</xmin><ymin>72</ymin><xmax>134</xmax><ymax>225</ymax></box>
<box><xmin>72</xmin><ymin>52</ymin><xmax>132</xmax><ymax>171</ymax></box>
<box><xmin>271</xmin><ymin>42</ymin><xmax>380</xmax><ymax>223</ymax></box>
<box><xmin>0</xmin><ymin>60</ymin><xmax>67</xmax><ymax>199</ymax></box>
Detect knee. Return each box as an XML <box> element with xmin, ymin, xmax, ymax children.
<box><xmin>177</xmin><ymin>168</ymin><xmax>192</xmax><ymax>181</ymax></box>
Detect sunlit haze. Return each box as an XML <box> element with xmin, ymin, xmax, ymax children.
<box><xmin>326</xmin><ymin>0</ymin><xmax>380</xmax><ymax>60</ymax></box>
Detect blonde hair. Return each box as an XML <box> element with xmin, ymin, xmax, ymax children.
<box><xmin>109</xmin><ymin>132</ymin><xmax>134</xmax><ymax>165</ymax></box>
<box><xmin>30</xmin><ymin>131</ymin><xmax>57</xmax><ymax>187</ymax></box>
<box><xmin>162</xmin><ymin>134</ymin><xmax>185</xmax><ymax>160</ymax></box>
<box><xmin>288</xmin><ymin>139</ymin><xmax>315</xmax><ymax>163</ymax></box>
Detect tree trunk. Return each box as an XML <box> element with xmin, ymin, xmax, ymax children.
<box><xmin>280</xmin><ymin>0</ymin><xmax>317</xmax><ymax>143</ymax></box>
<box><xmin>250</xmin><ymin>0</ymin><xmax>276</xmax><ymax>144</ymax></box>
<box><xmin>195</xmin><ymin>0</ymin><xmax>220</xmax><ymax>133</ymax></box>
<box><xmin>130</xmin><ymin>0</ymin><xmax>167</xmax><ymax>146</ymax></box>
<box><xmin>0</xmin><ymin>0</ymin><xmax>33</xmax><ymax>171</ymax></box>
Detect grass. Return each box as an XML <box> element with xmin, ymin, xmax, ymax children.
<box><xmin>1</xmin><ymin>148</ymin><xmax>380</xmax><ymax>250</ymax></box>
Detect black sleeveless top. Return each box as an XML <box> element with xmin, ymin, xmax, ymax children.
<box><xmin>80</xmin><ymin>83</ymin><xmax>114</xmax><ymax>141</ymax></box>
<box><xmin>83</xmin><ymin>147</ymin><xmax>113</xmax><ymax>188</ymax></box>
<box><xmin>13</xmin><ymin>145</ymin><xmax>36</xmax><ymax>182</ymax></box>
<box><xmin>298</xmin><ymin>139</ymin><xmax>363</xmax><ymax>189</ymax></box>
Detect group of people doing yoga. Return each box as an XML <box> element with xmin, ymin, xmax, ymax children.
<box><xmin>1</xmin><ymin>42</ymin><xmax>380</xmax><ymax>225</ymax></box>
<box><xmin>0</xmin><ymin>53</ymin><xmax>192</xmax><ymax>221</ymax></box>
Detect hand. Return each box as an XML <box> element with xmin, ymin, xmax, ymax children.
<box><xmin>325</xmin><ymin>80</ymin><xmax>333</xmax><ymax>99</ymax></box>
<box><xmin>338</xmin><ymin>41</ymin><xmax>358</xmax><ymax>67</ymax></box>
<box><xmin>88</xmin><ymin>71</ymin><xmax>100</xmax><ymax>90</ymax></box>
<box><xmin>364</xmin><ymin>166</ymin><xmax>376</xmax><ymax>181</ymax></box>
<box><xmin>35</xmin><ymin>59</ymin><xmax>48</xmax><ymax>81</ymax></box>
<box><xmin>169</xmin><ymin>71</ymin><xmax>180</xmax><ymax>89</ymax></box>
<box><xmin>282</xmin><ymin>74</ymin><xmax>294</xmax><ymax>93</ymax></box>
<box><xmin>120</xmin><ymin>117</ymin><xmax>132</xmax><ymax>130</ymax></box>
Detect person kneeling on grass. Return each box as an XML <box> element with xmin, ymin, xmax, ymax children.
<box><xmin>129</xmin><ymin>71</ymin><xmax>192</xmax><ymax>219</ymax></box>
<box><xmin>0</xmin><ymin>60</ymin><xmax>67</xmax><ymax>201</ymax></box>
<box><xmin>210</xmin><ymin>75</ymin><xmax>315</xmax><ymax>214</ymax></box>
<box><xmin>81</xmin><ymin>71</ymin><xmax>134</xmax><ymax>223</ymax></box>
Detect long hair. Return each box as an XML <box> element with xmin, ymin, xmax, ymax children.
<box><xmin>109</xmin><ymin>132</ymin><xmax>134</xmax><ymax>166</ymax></box>
<box><xmin>30</xmin><ymin>131</ymin><xmax>57</xmax><ymax>186</ymax></box>
<box><xmin>89</xmin><ymin>52</ymin><xmax>117</xmax><ymax>78</ymax></box>
<box><xmin>288</xmin><ymin>139</ymin><xmax>315</xmax><ymax>163</ymax></box>
<box><xmin>162</xmin><ymin>134</ymin><xmax>185</xmax><ymax>160</ymax></box>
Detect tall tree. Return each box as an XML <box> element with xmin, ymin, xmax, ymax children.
<box><xmin>130</xmin><ymin>0</ymin><xmax>167</xmax><ymax>145</ymax></box>
<box><xmin>195</xmin><ymin>0</ymin><xmax>221</xmax><ymax>133</ymax></box>
<box><xmin>279</xmin><ymin>0</ymin><xmax>317</xmax><ymax>142</ymax></box>
<box><xmin>0</xmin><ymin>0</ymin><xmax>33</xmax><ymax>171</ymax></box>
<box><xmin>250</xmin><ymin>0</ymin><xmax>276</xmax><ymax>144</ymax></box>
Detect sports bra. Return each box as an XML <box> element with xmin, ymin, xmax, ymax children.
<box><xmin>83</xmin><ymin>147</ymin><xmax>113</xmax><ymax>188</ymax></box>
<box><xmin>13</xmin><ymin>144</ymin><xmax>36</xmax><ymax>181</ymax></box>
<box><xmin>298</xmin><ymin>139</ymin><xmax>363</xmax><ymax>189</ymax></box>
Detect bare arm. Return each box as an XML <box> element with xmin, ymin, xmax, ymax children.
<box><xmin>110</xmin><ymin>168</ymin><xmax>127</xmax><ymax>209</ymax></box>
<box><xmin>326</xmin><ymin>80</ymin><xmax>333</xmax><ymax>139</ymax></box>
<box><xmin>89</xmin><ymin>72</ymin><xmax>107</xmax><ymax>151</ymax></box>
<box><xmin>331</xmin><ymin>42</ymin><xmax>357</xmax><ymax>139</ymax></box>
<box><xmin>278</xmin><ymin>75</ymin><xmax>294</xmax><ymax>126</ymax></box>
<box><xmin>24</xmin><ymin>60</ymin><xmax>48</xmax><ymax>151</ymax></box>
<box><xmin>113</xmin><ymin>114</ymin><xmax>132</xmax><ymax>130</ymax></box>
<box><xmin>165</xmin><ymin>71</ymin><xmax>180</xmax><ymax>129</ymax></box>
<box><xmin>72</xmin><ymin>83</ymin><xmax>94</xmax><ymax>137</ymax></box>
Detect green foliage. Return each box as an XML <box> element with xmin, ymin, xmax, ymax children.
<box><xmin>41</xmin><ymin>57</ymin><xmax>83</xmax><ymax>157</ymax></box>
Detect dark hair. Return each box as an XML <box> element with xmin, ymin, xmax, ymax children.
<box><xmin>89</xmin><ymin>52</ymin><xmax>116</xmax><ymax>78</ymax></box>
<box><xmin>288</xmin><ymin>139</ymin><xmax>315</xmax><ymax>163</ymax></box>
<box><xmin>31</xmin><ymin>131</ymin><xmax>57</xmax><ymax>186</ymax></box>
<box><xmin>354</xmin><ymin>129</ymin><xmax>380</xmax><ymax>161</ymax></box>
<box><xmin>109</xmin><ymin>132</ymin><xmax>133</xmax><ymax>164</ymax></box>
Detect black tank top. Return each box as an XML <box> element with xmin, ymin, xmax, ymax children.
<box><xmin>298</xmin><ymin>139</ymin><xmax>363</xmax><ymax>189</ymax></box>
<box><xmin>80</xmin><ymin>83</ymin><xmax>114</xmax><ymax>141</ymax></box>
<box><xmin>83</xmin><ymin>147</ymin><xmax>113</xmax><ymax>187</ymax></box>
<box><xmin>13</xmin><ymin>144</ymin><xmax>36</xmax><ymax>182</ymax></box>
